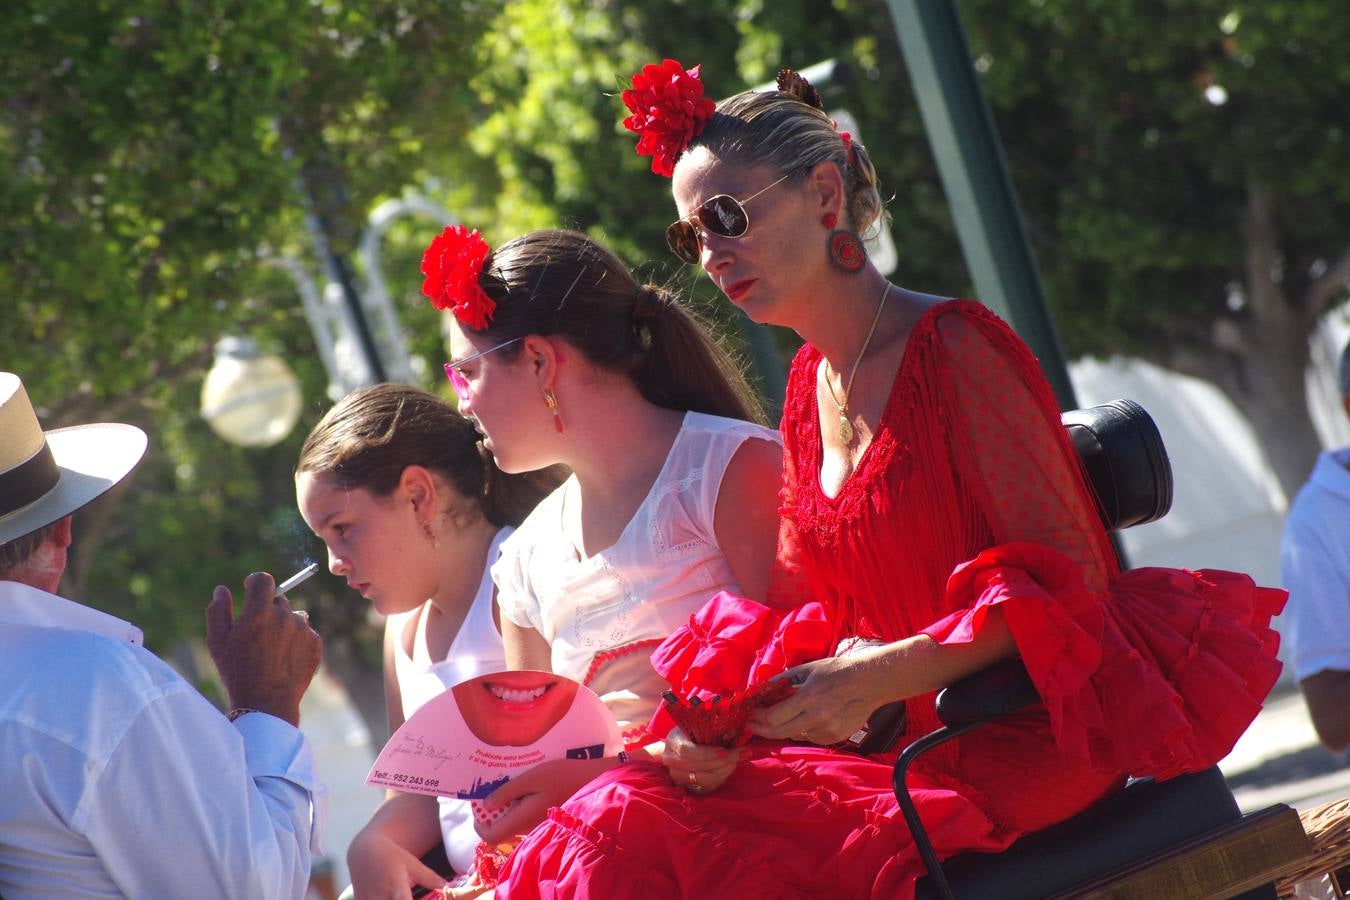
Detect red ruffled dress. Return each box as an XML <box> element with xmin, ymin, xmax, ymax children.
<box><xmin>493</xmin><ymin>300</ymin><xmax>1285</xmax><ymax>899</ymax></box>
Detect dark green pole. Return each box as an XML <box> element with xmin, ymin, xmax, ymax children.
<box><xmin>885</xmin><ymin>0</ymin><xmax>1077</xmax><ymax>411</ymax></box>
<box><xmin>887</xmin><ymin>1</ymin><xmax>1134</xmax><ymax>566</ymax></box>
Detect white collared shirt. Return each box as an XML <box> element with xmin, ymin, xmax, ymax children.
<box><xmin>0</xmin><ymin>580</ymin><xmax>322</xmax><ymax>899</ymax></box>
<box><xmin>1281</xmin><ymin>446</ymin><xmax>1350</xmax><ymax>681</ymax></box>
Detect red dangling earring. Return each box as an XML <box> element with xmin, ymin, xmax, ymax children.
<box><xmin>543</xmin><ymin>389</ymin><xmax>564</xmax><ymax>434</ymax></box>
<box><xmin>829</xmin><ymin>231</ymin><xmax>866</xmax><ymax>273</ymax></box>
<box><xmin>823</xmin><ymin>210</ymin><xmax>865</xmax><ymax>273</ymax></box>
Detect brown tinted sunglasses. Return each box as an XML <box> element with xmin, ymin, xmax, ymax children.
<box><xmin>665</xmin><ymin>171</ymin><xmax>793</xmax><ymax>264</ymax></box>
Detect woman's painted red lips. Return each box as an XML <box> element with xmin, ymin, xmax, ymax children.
<box><xmin>725</xmin><ymin>279</ymin><xmax>755</xmax><ymax>302</ymax></box>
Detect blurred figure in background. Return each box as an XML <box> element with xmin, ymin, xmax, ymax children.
<box><xmin>1281</xmin><ymin>338</ymin><xmax>1350</xmax><ymax>752</ymax></box>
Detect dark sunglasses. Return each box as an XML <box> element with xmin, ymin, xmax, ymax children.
<box><xmin>665</xmin><ymin>171</ymin><xmax>794</xmax><ymax>265</ymax></box>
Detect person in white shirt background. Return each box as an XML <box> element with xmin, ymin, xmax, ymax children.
<box><xmin>0</xmin><ymin>371</ymin><xmax>323</xmax><ymax>899</ymax></box>
<box><xmin>1281</xmin><ymin>339</ymin><xmax>1350</xmax><ymax>752</ymax></box>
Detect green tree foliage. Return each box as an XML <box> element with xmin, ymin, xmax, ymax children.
<box><xmin>450</xmin><ymin>0</ymin><xmax>958</xmax><ymax>402</ymax></box>
<box><xmin>0</xmin><ymin>0</ymin><xmax>498</xmax><ymax>732</ymax></box>
<box><xmin>959</xmin><ymin>0</ymin><xmax>1350</xmax><ymax>497</ymax></box>
<box><xmin>478</xmin><ymin>0</ymin><xmax>1350</xmax><ymax>501</ymax></box>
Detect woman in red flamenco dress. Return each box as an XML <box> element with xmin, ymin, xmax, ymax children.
<box><xmin>485</xmin><ymin>63</ymin><xmax>1286</xmax><ymax>900</ymax></box>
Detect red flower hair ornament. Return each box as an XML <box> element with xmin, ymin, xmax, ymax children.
<box><xmin>420</xmin><ymin>225</ymin><xmax>496</xmax><ymax>329</ymax></box>
<box><xmin>621</xmin><ymin>58</ymin><xmax>716</xmax><ymax>177</ymax></box>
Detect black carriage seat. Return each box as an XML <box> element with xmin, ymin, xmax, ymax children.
<box><xmin>910</xmin><ymin>662</ymin><xmax>1298</xmax><ymax>900</ymax></box>
<box><xmin>1062</xmin><ymin>398</ymin><xmax>1172</xmax><ymax>531</ymax></box>
<box><xmin>903</xmin><ymin>401</ymin><xmax>1308</xmax><ymax>899</ymax></box>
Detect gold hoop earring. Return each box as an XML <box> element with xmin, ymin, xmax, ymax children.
<box><xmin>543</xmin><ymin>389</ymin><xmax>564</xmax><ymax>434</ymax></box>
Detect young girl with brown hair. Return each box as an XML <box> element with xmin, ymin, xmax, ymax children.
<box><xmin>294</xmin><ymin>383</ymin><xmax>562</xmax><ymax>898</ymax></box>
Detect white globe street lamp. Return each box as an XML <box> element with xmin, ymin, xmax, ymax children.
<box><xmin>200</xmin><ymin>336</ymin><xmax>303</xmax><ymax>447</ymax></box>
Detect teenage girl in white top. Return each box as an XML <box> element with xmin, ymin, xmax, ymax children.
<box><xmin>432</xmin><ymin>228</ymin><xmax>783</xmax><ymax>859</ymax></box>
<box><xmin>493</xmin><ymin>410</ymin><xmax>779</xmax><ymax>742</ymax></box>
<box><xmin>294</xmin><ymin>384</ymin><xmax>562</xmax><ymax>899</ymax></box>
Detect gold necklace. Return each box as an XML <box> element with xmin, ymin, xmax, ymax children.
<box><xmin>823</xmin><ymin>282</ymin><xmax>891</xmax><ymax>444</ymax></box>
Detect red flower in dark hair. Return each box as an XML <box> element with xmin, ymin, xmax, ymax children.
<box><xmin>420</xmin><ymin>225</ymin><xmax>496</xmax><ymax>329</ymax></box>
<box><xmin>621</xmin><ymin>58</ymin><xmax>716</xmax><ymax>178</ymax></box>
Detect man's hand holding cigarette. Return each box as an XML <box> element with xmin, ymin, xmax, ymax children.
<box><xmin>206</xmin><ymin>571</ymin><xmax>323</xmax><ymax>727</ymax></box>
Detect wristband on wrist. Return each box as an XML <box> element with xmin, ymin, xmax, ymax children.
<box><xmin>227</xmin><ymin>707</ymin><xmax>261</xmax><ymax>722</ymax></box>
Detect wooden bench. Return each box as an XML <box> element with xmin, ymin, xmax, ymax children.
<box><xmin>1050</xmin><ymin>804</ymin><xmax>1310</xmax><ymax>899</ymax></box>
<box><xmin>1276</xmin><ymin>798</ymin><xmax>1350</xmax><ymax>899</ymax></box>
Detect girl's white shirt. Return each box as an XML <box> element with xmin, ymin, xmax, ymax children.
<box><xmin>388</xmin><ymin>526</ymin><xmax>512</xmax><ymax>875</ymax></box>
<box><xmin>493</xmin><ymin>411</ymin><xmax>782</xmax><ymax>733</ymax></box>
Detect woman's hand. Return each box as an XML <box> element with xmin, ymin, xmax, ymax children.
<box><xmin>750</xmin><ymin>627</ymin><xmax>1016</xmax><ymax>745</ymax></box>
<box><xmin>748</xmin><ymin>649</ymin><xmax>895</xmax><ymax>745</ymax></box>
<box><xmin>346</xmin><ymin>825</ymin><xmax>447</xmax><ymax>900</ymax></box>
<box><xmin>661</xmin><ymin>725</ymin><xmax>747</xmax><ymax>794</ymax></box>
<box><xmin>475</xmin><ymin>756</ymin><xmax>615</xmax><ymax>846</ymax></box>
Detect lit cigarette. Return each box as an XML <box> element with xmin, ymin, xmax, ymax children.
<box><xmin>275</xmin><ymin>562</ymin><xmax>320</xmax><ymax>598</ymax></box>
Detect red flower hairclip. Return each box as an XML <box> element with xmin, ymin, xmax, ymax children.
<box><xmin>421</xmin><ymin>225</ymin><xmax>496</xmax><ymax>330</ymax></box>
<box><xmin>621</xmin><ymin>58</ymin><xmax>716</xmax><ymax>178</ymax></box>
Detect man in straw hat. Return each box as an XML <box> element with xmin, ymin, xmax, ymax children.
<box><xmin>0</xmin><ymin>372</ymin><xmax>324</xmax><ymax>898</ymax></box>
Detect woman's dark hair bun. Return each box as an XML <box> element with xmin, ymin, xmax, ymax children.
<box><xmin>775</xmin><ymin>68</ymin><xmax>825</xmax><ymax>111</ymax></box>
<box><xmin>634</xmin><ymin>284</ymin><xmax>666</xmax><ymax>322</ymax></box>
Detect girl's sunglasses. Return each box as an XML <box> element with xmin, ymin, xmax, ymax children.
<box><xmin>665</xmin><ymin>171</ymin><xmax>793</xmax><ymax>265</ymax></box>
<box><xmin>442</xmin><ymin>337</ymin><xmax>522</xmax><ymax>402</ymax></box>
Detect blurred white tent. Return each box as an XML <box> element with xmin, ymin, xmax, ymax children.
<box><xmin>1070</xmin><ymin>356</ymin><xmax>1287</xmax><ymax>586</ymax></box>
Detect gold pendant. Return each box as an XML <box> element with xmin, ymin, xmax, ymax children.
<box><xmin>838</xmin><ymin>414</ymin><xmax>854</xmax><ymax>444</ymax></box>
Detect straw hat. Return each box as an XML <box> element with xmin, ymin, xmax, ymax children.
<box><xmin>0</xmin><ymin>372</ymin><xmax>147</xmax><ymax>546</ymax></box>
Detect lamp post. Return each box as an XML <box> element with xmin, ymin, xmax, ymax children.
<box><xmin>205</xmin><ymin>178</ymin><xmax>452</xmax><ymax>448</ymax></box>
<box><xmin>884</xmin><ymin>0</ymin><xmax>1076</xmax><ymax>410</ymax></box>
<box><xmin>358</xmin><ymin>193</ymin><xmax>459</xmax><ymax>385</ymax></box>
<box><xmin>199</xmin><ymin>336</ymin><xmax>303</xmax><ymax>447</ymax></box>
<box><xmin>253</xmin><ymin>192</ymin><xmax>455</xmax><ymax>407</ymax></box>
